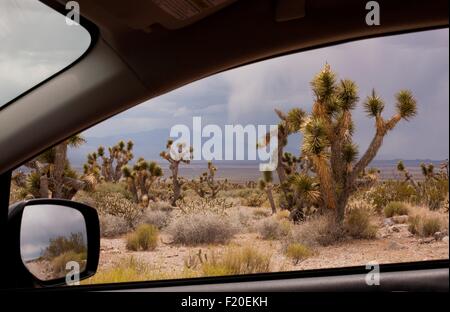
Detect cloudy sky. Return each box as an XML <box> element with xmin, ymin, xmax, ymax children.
<box><xmin>83</xmin><ymin>28</ymin><xmax>449</xmax><ymax>160</ymax></box>
<box><xmin>0</xmin><ymin>0</ymin><xmax>90</xmax><ymax>106</ymax></box>
<box><xmin>1</xmin><ymin>0</ymin><xmax>448</xmax><ymax>161</ymax></box>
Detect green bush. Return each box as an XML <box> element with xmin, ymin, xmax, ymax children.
<box><xmin>126</xmin><ymin>224</ymin><xmax>159</xmax><ymax>251</ymax></box>
<box><xmin>367</xmin><ymin>181</ymin><xmax>417</xmax><ymax>213</ymax></box>
<box><xmin>384</xmin><ymin>201</ymin><xmax>409</xmax><ymax>218</ymax></box>
<box><xmin>345</xmin><ymin>208</ymin><xmax>377</xmax><ymax>239</ymax></box>
<box><xmin>285</xmin><ymin>243</ymin><xmax>312</xmax><ymax>264</ymax></box>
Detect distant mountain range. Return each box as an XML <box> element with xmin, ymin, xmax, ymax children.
<box><xmin>68</xmin><ymin>129</ymin><xmax>447</xmax><ymax>180</ymax></box>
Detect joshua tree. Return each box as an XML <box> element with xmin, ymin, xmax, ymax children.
<box><xmin>84</xmin><ymin>140</ymin><xmax>134</xmax><ymax>183</ymax></box>
<box><xmin>420</xmin><ymin>162</ymin><xmax>437</xmax><ymax>181</ymax></box>
<box><xmin>24</xmin><ymin>135</ymin><xmax>94</xmax><ymax>199</ymax></box>
<box><xmin>258</xmin><ymin>108</ymin><xmax>305</xmax><ymax>187</ymax></box>
<box><xmin>190</xmin><ymin>161</ymin><xmax>225</xmax><ymax>198</ymax></box>
<box><xmin>258</xmin><ymin>171</ymin><xmax>277</xmax><ymax>214</ymax></box>
<box><xmin>298</xmin><ymin>64</ymin><xmax>417</xmax><ymax>224</ymax></box>
<box><xmin>258</xmin><ymin>109</ymin><xmax>312</xmax><ymax>215</ymax></box>
<box><xmin>160</xmin><ymin>139</ymin><xmax>193</xmax><ymax>206</ymax></box>
<box><xmin>397</xmin><ymin>160</ymin><xmax>420</xmax><ymax>193</ymax></box>
<box><xmin>122</xmin><ymin>158</ymin><xmax>163</xmax><ymax>205</ymax></box>
<box><xmin>286</xmin><ymin>173</ymin><xmax>321</xmax><ymax>221</ymax></box>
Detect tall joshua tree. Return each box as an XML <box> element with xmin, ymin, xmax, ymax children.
<box><xmin>300</xmin><ymin>64</ymin><xmax>417</xmax><ymax>224</ymax></box>
<box><xmin>258</xmin><ymin>109</ymin><xmax>307</xmax><ymax>212</ymax></box>
<box><xmin>84</xmin><ymin>140</ymin><xmax>134</xmax><ymax>183</ymax></box>
<box><xmin>160</xmin><ymin>139</ymin><xmax>193</xmax><ymax>206</ymax></box>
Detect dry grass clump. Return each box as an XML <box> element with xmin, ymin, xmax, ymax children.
<box><xmin>82</xmin><ymin>257</ymin><xmax>196</xmax><ymax>284</ymax></box>
<box><xmin>99</xmin><ymin>213</ymin><xmax>131</xmax><ymax>238</ymax></box>
<box><xmin>201</xmin><ymin>246</ymin><xmax>271</xmax><ymax>276</ymax></box>
<box><xmin>52</xmin><ymin>251</ymin><xmax>87</xmax><ymax>276</ymax></box>
<box><xmin>242</xmin><ymin>192</ymin><xmax>266</xmax><ymax>207</ymax></box>
<box><xmin>140</xmin><ymin>209</ymin><xmax>172</xmax><ymax>230</ymax></box>
<box><xmin>257</xmin><ymin>217</ymin><xmax>292</xmax><ymax>240</ymax></box>
<box><xmin>384</xmin><ymin>201</ymin><xmax>410</xmax><ymax>217</ymax></box>
<box><xmin>289</xmin><ymin>214</ymin><xmax>346</xmax><ymax>247</ymax></box>
<box><xmin>126</xmin><ymin>224</ymin><xmax>159</xmax><ymax>251</ymax></box>
<box><xmin>407</xmin><ymin>206</ymin><xmax>448</xmax><ymax>237</ymax></box>
<box><xmin>253</xmin><ymin>208</ymin><xmax>271</xmax><ymax>219</ymax></box>
<box><xmin>168</xmin><ymin>212</ymin><xmax>236</xmax><ymax>245</ymax></box>
<box><xmin>285</xmin><ymin>243</ymin><xmax>312</xmax><ymax>264</ymax></box>
<box><xmin>345</xmin><ymin>207</ymin><xmax>377</xmax><ymax>239</ymax></box>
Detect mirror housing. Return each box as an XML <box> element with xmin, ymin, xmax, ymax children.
<box><xmin>8</xmin><ymin>199</ymin><xmax>100</xmax><ymax>288</ymax></box>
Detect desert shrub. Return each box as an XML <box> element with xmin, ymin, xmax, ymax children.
<box><xmin>43</xmin><ymin>232</ymin><xmax>86</xmax><ymax>259</ymax></box>
<box><xmin>52</xmin><ymin>251</ymin><xmax>87</xmax><ymax>276</ymax></box>
<box><xmin>177</xmin><ymin>197</ymin><xmax>233</xmax><ymax>216</ymax></box>
<box><xmin>201</xmin><ymin>246</ymin><xmax>271</xmax><ymax>276</ymax></box>
<box><xmin>422</xmin><ymin>217</ymin><xmax>442</xmax><ymax>236</ymax></box>
<box><xmin>421</xmin><ymin>179</ymin><xmax>449</xmax><ymax>211</ymax></box>
<box><xmin>257</xmin><ymin>218</ymin><xmax>291</xmax><ymax>240</ymax></box>
<box><xmin>285</xmin><ymin>243</ymin><xmax>312</xmax><ymax>264</ymax></box>
<box><xmin>99</xmin><ymin>213</ymin><xmax>131</xmax><ymax>237</ymax></box>
<box><xmin>408</xmin><ymin>215</ymin><xmax>421</xmax><ymax>235</ymax></box>
<box><xmin>366</xmin><ymin>181</ymin><xmax>417</xmax><ymax>213</ymax></box>
<box><xmin>94</xmin><ymin>182</ymin><xmax>133</xmax><ymax>199</ymax></box>
<box><xmin>289</xmin><ymin>214</ymin><xmax>346</xmax><ymax>247</ymax></box>
<box><xmin>229</xmin><ymin>208</ymin><xmax>252</xmax><ymax>229</ymax></box>
<box><xmin>126</xmin><ymin>224</ymin><xmax>159</xmax><ymax>251</ymax></box>
<box><xmin>253</xmin><ymin>208</ymin><xmax>271</xmax><ymax>218</ymax></box>
<box><xmin>140</xmin><ymin>209</ymin><xmax>172</xmax><ymax>229</ymax></box>
<box><xmin>243</xmin><ymin>192</ymin><xmax>266</xmax><ymax>207</ymax></box>
<box><xmin>345</xmin><ymin>207</ymin><xmax>377</xmax><ymax>239</ymax></box>
<box><xmin>407</xmin><ymin>206</ymin><xmax>447</xmax><ymax>237</ymax></box>
<box><xmin>384</xmin><ymin>201</ymin><xmax>409</xmax><ymax>217</ymax></box>
<box><xmin>91</xmin><ymin>190</ymin><xmax>142</xmax><ymax>227</ymax></box>
<box><xmin>148</xmin><ymin>201</ymin><xmax>174</xmax><ymax>212</ymax></box>
<box><xmin>168</xmin><ymin>212</ymin><xmax>235</xmax><ymax>245</ymax></box>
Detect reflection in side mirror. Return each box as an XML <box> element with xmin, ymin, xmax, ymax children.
<box><xmin>20</xmin><ymin>204</ymin><xmax>88</xmax><ymax>282</ymax></box>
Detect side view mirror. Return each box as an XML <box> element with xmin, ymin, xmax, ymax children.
<box><xmin>8</xmin><ymin>199</ymin><xmax>99</xmax><ymax>287</ymax></box>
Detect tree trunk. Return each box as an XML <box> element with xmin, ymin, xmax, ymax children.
<box><xmin>266</xmin><ymin>186</ymin><xmax>277</xmax><ymax>214</ymax></box>
<box><xmin>171</xmin><ymin>162</ymin><xmax>181</xmax><ymax>206</ymax></box>
<box><xmin>53</xmin><ymin>143</ymin><xmax>68</xmax><ymax>198</ymax></box>
<box><xmin>39</xmin><ymin>174</ymin><xmax>49</xmax><ymax>198</ymax></box>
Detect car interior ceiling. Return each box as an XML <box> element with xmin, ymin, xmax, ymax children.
<box><xmin>0</xmin><ymin>0</ymin><xmax>448</xmax><ymax>175</ymax></box>
<box><xmin>0</xmin><ymin>0</ymin><xmax>448</xmax><ymax>292</ymax></box>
